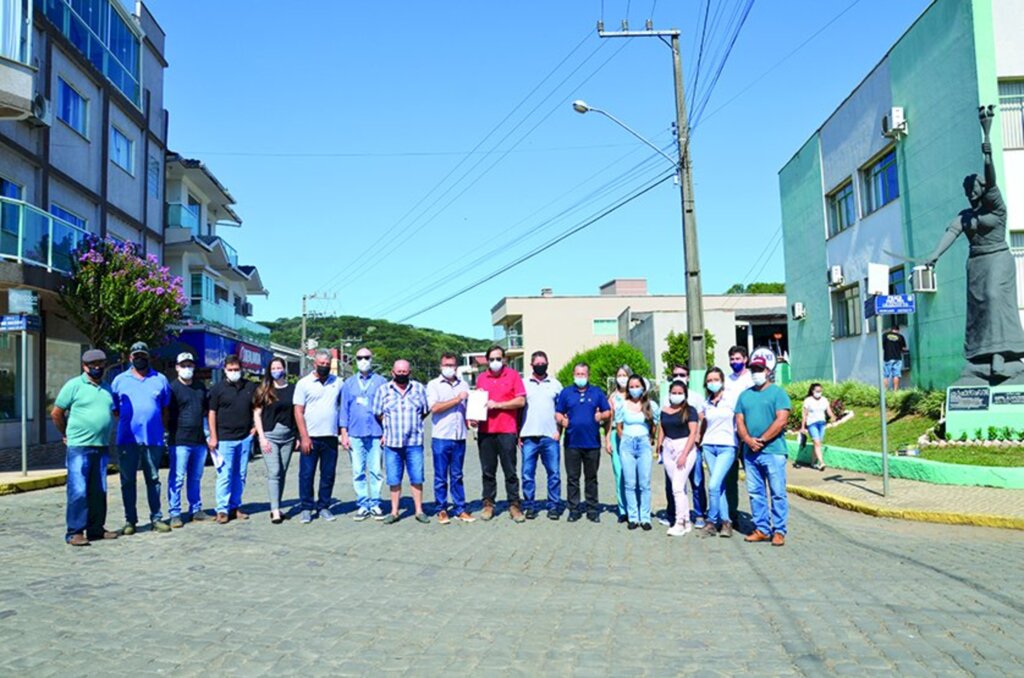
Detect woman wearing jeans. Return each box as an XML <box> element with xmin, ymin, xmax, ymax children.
<box><xmin>606</xmin><ymin>364</ymin><xmax>633</xmax><ymax>523</ymax></box>
<box><xmin>253</xmin><ymin>358</ymin><xmax>296</xmax><ymax>524</ymax></box>
<box><xmin>697</xmin><ymin>368</ymin><xmax>737</xmax><ymax>537</ymax></box>
<box><xmin>615</xmin><ymin>375</ymin><xmax>659</xmax><ymax>531</ymax></box>
<box><xmin>657</xmin><ymin>380</ymin><xmax>699</xmax><ymax>537</ymax></box>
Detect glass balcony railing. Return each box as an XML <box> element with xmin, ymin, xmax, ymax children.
<box><xmin>166</xmin><ymin>203</ymin><xmax>201</xmax><ymax>236</ymax></box>
<box><xmin>187</xmin><ymin>299</ymin><xmax>270</xmax><ymax>340</ymax></box>
<box><xmin>499</xmin><ymin>334</ymin><xmax>524</xmax><ymax>351</ymax></box>
<box><xmin>0</xmin><ymin>0</ymin><xmax>32</xmax><ymax>65</ymax></box>
<box><xmin>0</xmin><ymin>196</ymin><xmax>89</xmax><ymax>274</ymax></box>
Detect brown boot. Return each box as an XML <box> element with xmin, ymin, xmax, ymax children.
<box><xmin>509</xmin><ymin>505</ymin><xmax>526</xmax><ymax>523</ymax></box>
<box><xmin>67</xmin><ymin>533</ymin><xmax>89</xmax><ymax>546</ymax></box>
<box><xmin>480</xmin><ymin>501</ymin><xmax>494</xmax><ymax>521</ymax></box>
<box><xmin>771</xmin><ymin>532</ymin><xmax>786</xmax><ymax>547</ymax></box>
<box><xmin>719</xmin><ymin>522</ymin><xmax>733</xmax><ymax>538</ymax></box>
<box><xmin>216</xmin><ymin>512</ymin><xmax>230</xmax><ymax>524</ymax></box>
<box><xmin>745</xmin><ymin>529</ymin><xmax>770</xmax><ymax>543</ymax></box>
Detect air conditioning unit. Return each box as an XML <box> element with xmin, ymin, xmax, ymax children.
<box><xmin>828</xmin><ymin>265</ymin><xmax>844</xmax><ymax>287</ymax></box>
<box><xmin>912</xmin><ymin>265</ymin><xmax>937</xmax><ymax>293</ymax></box>
<box><xmin>26</xmin><ymin>94</ymin><xmax>52</xmax><ymax>128</ymax></box>
<box><xmin>242</xmin><ymin>302</ymin><xmax>253</xmax><ymax>317</ymax></box>
<box><xmin>791</xmin><ymin>302</ymin><xmax>806</xmax><ymax>320</ymax></box>
<box><xmin>881</xmin><ymin>106</ymin><xmax>908</xmax><ymax>139</ymax></box>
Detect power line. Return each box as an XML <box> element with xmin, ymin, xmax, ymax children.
<box><xmin>690</xmin><ymin>0</ymin><xmax>756</xmax><ymax>128</ymax></box>
<box><xmin>170</xmin><ymin>142</ymin><xmax>642</xmax><ymax>159</ymax></box>
<box><xmin>397</xmin><ymin>171</ymin><xmax>677</xmax><ymax>323</ymax></box>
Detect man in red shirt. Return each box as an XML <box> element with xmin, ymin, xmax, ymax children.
<box><xmin>473</xmin><ymin>345</ymin><xmax>527</xmax><ymax>522</ymax></box>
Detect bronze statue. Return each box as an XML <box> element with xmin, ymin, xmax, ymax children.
<box><xmin>926</xmin><ymin>105</ymin><xmax>1024</xmax><ymax>385</ymax></box>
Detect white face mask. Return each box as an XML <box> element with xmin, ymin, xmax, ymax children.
<box><xmin>225</xmin><ymin>370</ymin><xmax>242</xmax><ymax>383</ymax></box>
<box><xmin>751</xmin><ymin>372</ymin><xmax>767</xmax><ymax>387</ymax></box>
<box><xmin>177</xmin><ymin>367</ymin><xmax>194</xmax><ymax>381</ymax></box>
<box><xmin>812</xmin><ymin>391</ymin><xmax>822</xmax><ymax>399</ymax></box>
<box><xmin>669</xmin><ymin>393</ymin><xmax>685</xmax><ymax>406</ymax></box>
<box><xmin>356</xmin><ymin>357</ymin><xmax>371</xmax><ymax>373</ymax></box>
<box><xmin>616</xmin><ymin>376</ymin><xmax>628</xmax><ymax>388</ymax></box>
<box><xmin>489</xmin><ymin>359</ymin><xmax>503</xmax><ymax>373</ymax></box>
<box><xmin>441</xmin><ymin>366</ymin><xmax>456</xmax><ymax>379</ymax></box>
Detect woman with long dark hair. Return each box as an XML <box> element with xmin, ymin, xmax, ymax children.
<box><xmin>253</xmin><ymin>358</ymin><xmax>296</xmax><ymax>524</ymax></box>
<box><xmin>606</xmin><ymin>364</ymin><xmax>633</xmax><ymax>523</ymax></box>
<box><xmin>656</xmin><ymin>379</ymin><xmax>699</xmax><ymax>537</ymax></box>
<box><xmin>614</xmin><ymin>374</ymin><xmax>659</xmax><ymax>530</ymax></box>
<box><xmin>800</xmin><ymin>382</ymin><xmax>834</xmax><ymax>472</ymax></box>
<box><xmin>697</xmin><ymin>367</ymin><xmax>737</xmax><ymax>537</ymax></box>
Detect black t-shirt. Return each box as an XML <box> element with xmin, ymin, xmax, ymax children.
<box><xmin>660</xmin><ymin>406</ymin><xmax>698</xmax><ymax>440</ymax></box>
<box><xmin>883</xmin><ymin>330</ymin><xmax>907</xmax><ymax>362</ymax></box>
<box><xmin>260</xmin><ymin>383</ymin><xmax>296</xmax><ymax>432</ymax></box>
<box><xmin>209</xmin><ymin>379</ymin><xmax>256</xmax><ymax>440</ymax></box>
<box><xmin>168</xmin><ymin>379</ymin><xmax>208</xmax><ymax>445</ymax></box>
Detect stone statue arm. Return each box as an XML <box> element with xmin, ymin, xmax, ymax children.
<box><xmin>981</xmin><ymin>105</ymin><xmax>996</xmax><ymax>189</ymax></box>
<box><xmin>925</xmin><ymin>216</ymin><xmax>963</xmax><ymax>267</ymax></box>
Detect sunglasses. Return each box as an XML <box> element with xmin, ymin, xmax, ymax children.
<box><xmin>356</xmin><ymin>356</ymin><xmax>372</xmax><ymax>360</ymax></box>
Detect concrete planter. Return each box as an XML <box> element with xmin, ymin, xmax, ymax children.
<box><xmin>786</xmin><ymin>440</ymin><xmax>1024</xmax><ymax>489</ymax></box>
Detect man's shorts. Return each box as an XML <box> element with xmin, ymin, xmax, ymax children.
<box><xmin>883</xmin><ymin>360</ymin><xmax>903</xmax><ymax>379</ymax></box>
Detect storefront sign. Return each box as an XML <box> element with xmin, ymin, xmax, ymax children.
<box><xmin>947</xmin><ymin>387</ymin><xmax>990</xmax><ymax>411</ymax></box>
<box><xmin>992</xmin><ymin>390</ymin><xmax>1024</xmax><ymax>406</ymax></box>
<box><xmin>0</xmin><ymin>314</ymin><xmax>41</xmax><ymax>332</ymax></box>
<box><xmin>237</xmin><ymin>342</ymin><xmax>265</xmax><ymax>373</ymax></box>
<box><xmin>8</xmin><ymin>289</ymin><xmax>38</xmax><ymax>315</ymax></box>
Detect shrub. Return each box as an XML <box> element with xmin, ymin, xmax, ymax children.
<box><xmin>661</xmin><ymin>329</ymin><xmax>715</xmax><ymax>378</ymax></box>
<box><xmin>912</xmin><ymin>391</ymin><xmax>945</xmax><ymax>419</ymax></box>
<box><xmin>556</xmin><ymin>342</ymin><xmax>652</xmax><ymax>394</ymax></box>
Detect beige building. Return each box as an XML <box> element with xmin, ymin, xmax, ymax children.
<box><xmin>491</xmin><ymin>278</ymin><xmax>787</xmax><ymax>376</ymax></box>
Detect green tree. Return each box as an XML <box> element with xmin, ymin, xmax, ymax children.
<box><xmin>556</xmin><ymin>342</ymin><xmax>652</xmax><ymax>392</ymax></box>
<box><xmin>725</xmin><ymin>283</ymin><xmax>746</xmax><ymax>294</ymax></box>
<box><xmin>58</xmin><ymin>236</ymin><xmax>187</xmax><ymax>360</ymax></box>
<box><xmin>725</xmin><ymin>282</ymin><xmax>785</xmax><ymax>294</ymax></box>
<box><xmin>661</xmin><ymin>329</ymin><xmax>716</xmax><ymax>378</ymax></box>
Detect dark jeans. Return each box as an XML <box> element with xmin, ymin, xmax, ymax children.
<box><xmin>521</xmin><ymin>436</ymin><xmax>561</xmax><ymax>512</ymax></box>
<box><xmin>564</xmin><ymin>447</ymin><xmax>601</xmax><ymax>515</ymax></box>
<box><xmin>299</xmin><ymin>437</ymin><xmax>339</xmax><ymax>511</ymax></box>
<box><xmin>66</xmin><ymin>446</ymin><xmax>108</xmax><ymax>540</ymax></box>
<box><xmin>478</xmin><ymin>433</ymin><xmax>520</xmax><ymax>506</ymax></box>
<box><xmin>725</xmin><ymin>455</ymin><xmax>742</xmax><ymax>523</ymax></box>
<box><xmin>119</xmin><ymin>444</ymin><xmax>164</xmax><ymax>524</ymax></box>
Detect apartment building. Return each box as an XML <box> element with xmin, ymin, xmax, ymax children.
<box><xmin>779</xmin><ymin>0</ymin><xmax>1024</xmax><ymax>390</ymax></box>
<box><xmin>0</xmin><ymin>0</ymin><xmax>167</xmax><ymax>446</ymax></box>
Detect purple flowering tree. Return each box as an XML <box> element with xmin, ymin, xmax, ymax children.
<box><xmin>58</xmin><ymin>235</ymin><xmax>188</xmax><ymax>359</ymax></box>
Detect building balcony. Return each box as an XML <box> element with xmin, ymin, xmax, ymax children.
<box><xmin>0</xmin><ymin>196</ymin><xmax>89</xmax><ymax>274</ymax></box>
<box><xmin>166</xmin><ymin>203</ymin><xmax>200</xmax><ymax>236</ymax></box>
<box><xmin>498</xmin><ymin>333</ymin><xmax>524</xmax><ymax>353</ymax></box>
<box><xmin>185</xmin><ymin>299</ymin><xmax>270</xmax><ymax>343</ymax></box>
<box><xmin>200</xmin><ymin>236</ymin><xmax>239</xmax><ymax>268</ymax></box>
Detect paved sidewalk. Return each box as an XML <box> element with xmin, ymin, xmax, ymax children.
<box><xmin>787</xmin><ymin>464</ymin><xmax>1024</xmax><ymax>529</ymax></box>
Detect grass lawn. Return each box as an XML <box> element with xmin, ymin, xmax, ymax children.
<box><xmin>799</xmin><ymin>411</ymin><xmax>933</xmax><ymax>452</ymax></box>
<box><xmin>918</xmin><ymin>447</ymin><xmax>1024</xmax><ymax>467</ymax></box>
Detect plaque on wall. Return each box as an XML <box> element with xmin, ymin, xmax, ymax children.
<box><xmin>947</xmin><ymin>387</ymin><xmax>990</xmax><ymax>411</ymax></box>
<box><xmin>992</xmin><ymin>391</ymin><xmax>1024</xmax><ymax>406</ymax></box>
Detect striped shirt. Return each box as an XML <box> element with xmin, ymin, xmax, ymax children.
<box><xmin>373</xmin><ymin>380</ymin><xmax>429</xmax><ymax>447</ymax></box>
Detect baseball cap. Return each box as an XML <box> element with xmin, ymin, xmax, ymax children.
<box><xmin>748</xmin><ymin>356</ymin><xmax>768</xmax><ymax>371</ymax></box>
<box><xmin>129</xmin><ymin>341</ymin><xmax>150</xmax><ymax>356</ymax></box>
<box><xmin>82</xmin><ymin>348</ymin><xmax>106</xmax><ymax>363</ymax></box>
<box><xmin>176</xmin><ymin>352</ymin><xmax>195</xmax><ymax>365</ymax></box>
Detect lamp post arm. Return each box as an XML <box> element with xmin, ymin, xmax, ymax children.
<box><xmin>589</xmin><ymin>108</ymin><xmax>679</xmax><ymax>169</ymax></box>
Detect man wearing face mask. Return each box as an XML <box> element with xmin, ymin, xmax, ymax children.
<box><xmin>519</xmin><ymin>351</ymin><xmax>563</xmax><ymax>521</ymax></box>
<box><xmin>426</xmin><ymin>352</ymin><xmax>473</xmax><ymax>524</ymax></box>
<box><xmin>723</xmin><ymin>345</ymin><xmax>753</xmax><ymax>526</ymax></box>
<box><xmin>735</xmin><ymin>357</ymin><xmax>792</xmax><ymax>547</ymax></box>
<box><xmin>473</xmin><ymin>346</ymin><xmax>527</xmax><ymax>522</ymax></box>
<box><xmin>293</xmin><ymin>348</ymin><xmax>344</xmax><ymax>524</ymax></box>
<box><xmin>111</xmin><ymin>341</ymin><xmax>172</xmax><ymax>535</ymax></box>
<box><xmin>51</xmin><ymin>349</ymin><xmax>120</xmax><ymax>546</ymax></box>
<box><xmin>208</xmin><ymin>354</ymin><xmax>257</xmax><ymax>524</ymax></box>
<box><xmin>166</xmin><ymin>352</ymin><xmax>210</xmax><ymax>527</ymax></box>
<box><xmin>340</xmin><ymin>347</ymin><xmax>388</xmax><ymax>521</ymax></box>
<box><xmin>373</xmin><ymin>359</ymin><xmax>430</xmax><ymax>524</ymax></box>
<box><xmin>555</xmin><ymin>363</ymin><xmax>611</xmax><ymax>523</ymax></box>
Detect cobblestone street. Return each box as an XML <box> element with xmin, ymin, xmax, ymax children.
<box><xmin>1</xmin><ymin>439</ymin><xmax>1022</xmax><ymax>676</ymax></box>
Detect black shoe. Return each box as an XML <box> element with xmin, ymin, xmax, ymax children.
<box><xmin>525</xmin><ymin>508</ymin><xmax>539</xmax><ymax>520</ymax></box>
<box><xmin>547</xmin><ymin>510</ymin><xmax>560</xmax><ymax>521</ymax></box>
<box><xmin>628</xmin><ymin>521</ymin><xmax>639</xmax><ymax>530</ymax></box>
<box><xmin>618</xmin><ymin>514</ymin><xmax>628</xmax><ymax>524</ymax></box>
<box><xmin>641</xmin><ymin>522</ymin><xmax>652</xmax><ymax>531</ymax></box>
<box><xmin>587</xmin><ymin>513</ymin><xmax>600</xmax><ymax>523</ymax></box>
<box><xmin>567</xmin><ymin>512</ymin><xmax>582</xmax><ymax>523</ymax></box>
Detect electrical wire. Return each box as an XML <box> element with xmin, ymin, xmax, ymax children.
<box><xmin>690</xmin><ymin>0</ymin><xmax>756</xmax><ymax>129</ymax></box>
<box><xmin>172</xmin><ymin>142</ymin><xmax>648</xmax><ymax>159</ymax></box>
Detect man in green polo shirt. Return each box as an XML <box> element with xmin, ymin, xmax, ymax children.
<box><xmin>51</xmin><ymin>348</ymin><xmax>120</xmax><ymax>546</ymax></box>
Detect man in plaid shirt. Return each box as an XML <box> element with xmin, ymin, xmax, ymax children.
<box><xmin>373</xmin><ymin>359</ymin><xmax>430</xmax><ymax>524</ymax></box>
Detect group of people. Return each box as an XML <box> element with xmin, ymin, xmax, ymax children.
<box><xmin>52</xmin><ymin>341</ymin><xmax>794</xmax><ymax>547</ymax></box>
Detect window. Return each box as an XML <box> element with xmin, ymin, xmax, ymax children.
<box><xmin>0</xmin><ymin>0</ymin><xmax>31</xmax><ymax>64</ymax></box>
<box><xmin>110</xmin><ymin>126</ymin><xmax>134</xmax><ymax>174</ymax></box>
<box><xmin>0</xmin><ymin>176</ymin><xmax>22</xmax><ymax>199</ymax></box>
<box><xmin>827</xmin><ymin>181</ymin><xmax>856</xmax><ymax>237</ymax></box>
<box><xmin>592</xmin><ymin>318</ymin><xmax>618</xmax><ymax>336</ymax></box>
<box><xmin>190</xmin><ymin>273</ymin><xmax>214</xmax><ymax>303</ymax></box>
<box><xmin>831</xmin><ymin>284</ymin><xmax>862</xmax><ymax>339</ymax></box>
<box><xmin>214</xmin><ymin>285</ymin><xmax>229</xmax><ymax>304</ymax></box>
<box><xmin>887</xmin><ymin>266</ymin><xmax>907</xmax><ymax>329</ymax></box>
<box><xmin>1011</xmin><ymin>231</ymin><xmax>1024</xmax><ymax>253</ymax></box>
<box><xmin>862</xmin><ymin>149</ymin><xmax>899</xmax><ymax>214</ymax></box>
<box><xmin>147</xmin><ymin>156</ymin><xmax>160</xmax><ymax>198</ymax></box>
<box><xmin>1000</xmin><ymin>80</ymin><xmax>1024</xmax><ymax>150</ymax></box>
<box><xmin>56</xmin><ymin>78</ymin><xmax>89</xmax><ymax>137</ymax></box>
<box><xmin>45</xmin><ymin>338</ymin><xmax>86</xmax><ymax>413</ymax></box>
<box><xmin>50</xmin><ymin>204</ymin><xmax>87</xmax><ymax>230</ymax></box>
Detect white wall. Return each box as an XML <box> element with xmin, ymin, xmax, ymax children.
<box><xmin>994</xmin><ymin>0</ymin><xmax>1024</xmax><ymax>77</ymax></box>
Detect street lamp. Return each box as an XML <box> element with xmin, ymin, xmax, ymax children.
<box><xmin>572</xmin><ymin>98</ymin><xmax>708</xmax><ymax>373</ymax></box>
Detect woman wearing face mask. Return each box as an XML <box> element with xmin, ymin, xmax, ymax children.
<box><xmin>697</xmin><ymin>368</ymin><xmax>736</xmax><ymax>537</ymax></box>
<box><xmin>253</xmin><ymin>358</ymin><xmax>296</xmax><ymax>523</ymax></box>
<box><xmin>615</xmin><ymin>375</ymin><xmax>659</xmax><ymax>530</ymax></box>
<box><xmin>656</xmin><ymin>380</ymin><xmax>699</xmax><ymax>537</ymax></box>
<box><xmin>606</xmin><ymin>364</ymin><xmax>632</xmax><ymax>523</ymax></box>
<box><xmin>800</xmin><ymin>383</ymin><xmax>834</xmax><ymax>472</ymax></box>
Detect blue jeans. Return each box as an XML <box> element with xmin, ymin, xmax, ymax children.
<box><xmin>432</xmin><ymin>438</ymin><xmax>467</xmax><ymax>515</ymax></box>
<box><xmin>744</xmin><ymin>451</ymin><xmax>788</xmax><ymax>536</ymax></box>
<box><xmin>521</xmin><ymin>436</ymin><xmax>561</xmax><ymax>512</ymax></box>
<box><xmin>690</xmin><ymin>448</ymin><xmax>706</xmax><ymax>520</ymax></box>
<box><xmin>385</xmin><ymin>445</ymin><xmax>425</xmax><ymax>486</ymax></box>
<box><xmin>702</xmin><ymin>444</ymin><xmax>736</xmax><ymax>524</ymax></box>
<box><xmin>168</xmin><ymin>444</ymin><xmax>206</xmax><ymax>517</ymax></box>
<box><xmin>66</xmin><ymin>446</ymin><xmax>108</xmax><ymax>540</ymax></box>
<box><xmin>619</xmin><ymin>434</ymin><xmax>653</xmax><ymax>523</ymax></box>
<box><xmin>215</xmin><ymin>438</ymin><xmax>251</xmax><ymax>514</ymax></box>
<box><xmin>299</xmin><ymin>437</ymin><xmax>338</xmax><ymax>511</ymax></box>
<box><xmin>349</xmin><ymin>436</ymin><xmax>383</xmax><ymax>511</ymax></box>
<box><xmin>807</xmin><ymin>421</ymin><xmax>826</xmax><ymax>442</ymax></box>
<box><xmin>610</xmin><ymin>430</ymin><xmax>626</xmax><ymax>517</ymax></box>
<box><xmin>119</xmin><ymin>444</ymin><xmax>164</xmax><ymax>524</ymax></box>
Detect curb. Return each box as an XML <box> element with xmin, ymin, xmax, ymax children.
<box><xmin>787</xmin><ymin>483</ymin><xmax>1024</xmax><ymax>531</ymax></box>
<box><xmin>0</xmin><ymin>472</ymin><xmax>68</xmax><ymax>496</ymax></box>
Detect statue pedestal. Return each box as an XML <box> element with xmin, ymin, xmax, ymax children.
<box><xmin>945</xmin><ymin>384</ymin><xmax>1024</xmax><ymax>439</ymax></box>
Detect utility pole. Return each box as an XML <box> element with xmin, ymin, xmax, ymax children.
<box><xmin>597</xmin><ymin>20</ymin><xmax>707</xmax><ymax>373</ymax></box>
<box><xmin>300</xmin><ymin>292</ymin><xmax>335</xmax><ymax>373</ymax></box>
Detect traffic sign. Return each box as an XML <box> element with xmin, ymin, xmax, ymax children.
<box><xmin>8</xmin><ymin>289</ymin><xmax>38</xmax><ymax>315</ymax></box>
<box><xmin>0</xmin><ymin>315</ymin><xmax>40</xmax><ymax>332</ymax></box>
<box><xmin>865</xmin><ymin>294</ymin><xmax>916</xmax><ymax>319</ymax></box>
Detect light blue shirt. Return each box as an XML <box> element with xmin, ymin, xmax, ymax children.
<box><xmin>293</xmin><ymin>373</ymin><xmax>342</xmax><ymax>437</ymax></box>
<box><xmin>339</xmin><ymin>372</ymin><xmax>387</xmax><ymax>437</ymax></box>
<box><xmin>111</xmin><ymin>369</ymin><xmax>171</xmax><ymax>446</ymax></box>
<box><xmin>614</xmin><ymin>400</ymin><xmax>660</xmax><ymax>438</ymax></box>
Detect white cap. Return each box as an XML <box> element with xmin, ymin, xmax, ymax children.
<box><xmin>176</xmin><ymin>352</ymin><xmax>195</xmax><ymax>365</ymax></box>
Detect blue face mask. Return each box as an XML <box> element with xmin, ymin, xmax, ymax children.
<box><xmin>574</xmin><ymin>376</ymin><xmax>588</xmax><ymax>388</ymax></box>
<box><xmin>730</xmin><ymin>361</ymin><xmax>745</xmax><ymax>374</ymax></box>
<box><xmin>628</xmin><ymin>387</ymin><xmax>644</xmax><ymax>399</ymax></box>
<box><xmin>707</xmin><ymin>381</ymin><xmax>722</xmax><ymax>394</ymax></box>
<box><xmin>271</xmin><ymin>369</ymin><xmax>285</xmax><ymax>380</ymax></box>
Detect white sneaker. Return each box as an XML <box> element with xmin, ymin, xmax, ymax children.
<box><xmin>370</xmin><ymin>506</ymin><xmax>385</xmax><ymax>521</ymax></box>
<box><xmin>666</xmin><ymin>523</ymin><xmax>692</xmax><ymax>537</ymax></box>
<box><xmin>657</xmin><ymin>517</ymin><xmax>671</xmax><ymax>527</ymax></box>
<box><xmin>353</xmin><ymin>507</ymin><xmax>370</xmax><ymax>522</ymax></box>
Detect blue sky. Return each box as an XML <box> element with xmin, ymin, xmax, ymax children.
<box><xmin>146</xmin><ymin>0</ymin><xmax>930</xmax><ymax>339</ymax></box>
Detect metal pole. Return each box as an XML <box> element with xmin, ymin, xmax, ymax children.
<box><xmin>21</xmin><ymin>327</ymin><xmax>28</xmax><ymax>477</ymax></box>
<box><xmin>300</xmin><ymin>294</ymin><xmax>308</xmax><ymax>374</ymax></box>
<box><xmin>670</xmin><ymin>33</ymin><xmax>707</xmax><ymax>372</ymax></box>
<box><xmin>876</xmin><ymin>313</ymin><xmax>889</xmax><ymax>496</ymax></box>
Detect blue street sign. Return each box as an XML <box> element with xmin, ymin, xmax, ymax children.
<box><xmin>0</xmin><ymin>315</ymin><xmax>41</xmax><ymax>332</ymax></box>
<box><xmin>865</xmin><ymin>294</ymin><xmax>915</xmax><ymax>318</ymax></box>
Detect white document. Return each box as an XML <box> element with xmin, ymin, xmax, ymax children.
<box><xmin>466</xmin><ymin>389</ymin><xmax>489</xmax><ymax>421</ymax></box>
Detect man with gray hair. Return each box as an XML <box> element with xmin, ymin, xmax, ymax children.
<box><xmin>293</xmin><ymin>348</ymin><xmax>344</xmax><ymax>524</ymax></box>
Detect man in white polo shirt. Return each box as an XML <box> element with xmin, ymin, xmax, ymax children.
<box><xmin>723</xmin><ymin>345</ymin><xmax>754</xmax><ymax>526</ymax></box>
<box><xmin>426</xmin><ymin>352</ymin><xmax>473</xmax><ymax>525</ymax></box>
<box><xmin>519</xmin><ymin>351</ymin><xmax>563</xmax><ymax>521</ymax></box>
<box><xmin>293</xmin><ymin>348</ymin><xmax>343</xmax><ymax>525</ymax></box>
